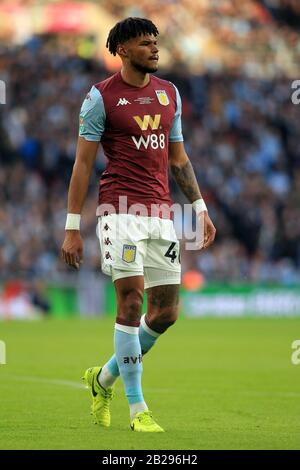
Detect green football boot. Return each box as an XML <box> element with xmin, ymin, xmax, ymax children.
<box><xmin>83</xmin><ymin>366</ymin><xmax>114</xmax><ymax>427</ymax></box>
<box><xmin>130</xmin><ymin>411</ymin><xmax>164</xmax><ymax>432</ymax></box>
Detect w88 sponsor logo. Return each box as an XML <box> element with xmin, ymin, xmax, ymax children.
<box><xmin>131</xmin><ymin>133</ymin><xmax>166</xmax><ymax>150</ymax></box>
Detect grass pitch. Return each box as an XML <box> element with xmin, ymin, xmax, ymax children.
<box><xmin>0</xmin><ymin>316</ymin><xmax>300</xmax><ymax>450</ymax></box>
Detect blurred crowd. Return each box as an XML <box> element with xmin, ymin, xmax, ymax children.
<box><xmin>0</xmin><ymin>35</ymin><xmax>300</xmax><ymax>285</ymax></box>
<box><xmin>1</xmin><ymin>0</ymin><xmax>300</xmax><ymax>77</ymax></box>
<box><xmin>101</xmin><ymin>0</ymin><xmax>300</xmax><ymax>77</ymax></box>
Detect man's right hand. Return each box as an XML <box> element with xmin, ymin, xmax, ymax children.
<box><xmin>61</xmin><ymin>231</ymin><xmax>83</xmax><ymax>270</ymax></box>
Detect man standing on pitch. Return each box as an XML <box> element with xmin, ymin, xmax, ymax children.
<box><xmin>61</xmin><ymin>17</ymin><xmax>216</xmax><ymax>432</ymax></box>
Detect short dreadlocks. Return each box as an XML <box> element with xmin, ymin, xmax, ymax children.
<box><xmin>106</xmin><ymin>17</ymin><xmax>159</xmax><ymax>56</ymax></box>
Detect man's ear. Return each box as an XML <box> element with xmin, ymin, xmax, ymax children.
<box><xmin>117</xmin><ymin>44</ymin><xmax>128</xmax><ymax>59</ymax></box>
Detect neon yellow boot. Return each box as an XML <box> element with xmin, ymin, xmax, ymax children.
<box><xmin>130</xmin><ymin>411</ymin><xmax>164</xmax><ymax>432</ymax></box>
<box><xmin>83</xmin><ymin>366</ymin><xmax>114</xmax><ymax>427</ymax></box>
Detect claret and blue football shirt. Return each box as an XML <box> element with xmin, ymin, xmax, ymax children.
<box><xmin>79</xmin><ymin>71</ymin><xmax>184</xmax><ymax>217</ymax></box>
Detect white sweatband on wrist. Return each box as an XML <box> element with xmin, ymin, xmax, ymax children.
<box><xmin>192</xmin><ymin>198</ymin><xmax>207</xmax><ymax>215</ymax></box>
<box><xmin>65</xmin><ymin>213</ymin><xmax>81</xmax><ymax>230</ymax></box>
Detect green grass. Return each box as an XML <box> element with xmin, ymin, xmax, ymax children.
<box><xmin>0</xmin><ymin>316</ymin><xmax>300</xmax><ymax>449</ymax></box>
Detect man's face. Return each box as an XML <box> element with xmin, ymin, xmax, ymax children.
<box><xmin>119</xmin><ymin>34</ymin><xmax>159</xmax><ymax>74</ymax></box>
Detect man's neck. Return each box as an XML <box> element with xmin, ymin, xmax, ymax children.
<box><xmin>120</xmin><ymin>67</ymin><xmax>150</xmax><ymax>88</ymax></box>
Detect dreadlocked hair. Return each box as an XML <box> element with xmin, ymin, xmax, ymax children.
<box><xmin>106</xmin><ymin>17</ymin><xmax>159</xmax><ymax>56</ymax></box>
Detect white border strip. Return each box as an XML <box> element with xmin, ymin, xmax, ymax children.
<box><xmin>141</xmin><ymin>314</ymin><xmax>160</xmax><ymax>338</ymax></box>
<box><xmin>115</xmin><ymin>323</ymin><xmax>139</xmax><ymax>335</ymax></box>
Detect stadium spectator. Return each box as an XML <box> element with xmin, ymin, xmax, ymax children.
<box><xmin>0</xmin><ymin>35</ymin><xmax>299</xmax><ymax>285</ymax></box>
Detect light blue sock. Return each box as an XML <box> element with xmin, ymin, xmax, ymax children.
<box><xmin>105</xmin><ymin>354</ymin><xmax>120</xmax><ymax>377</ymax></box>
<box><xmin>99</xmin><ymin>315</ymin><xmax>160</xmax><ymax>389</ymax></box>
<box><xmin>114</xmin><ymin>324</ymin><xmax>144</xmax><ymax>405</ymax></box>
<box><xmin>139</xmin><ymin>314</ymin><xmax>160</xmax><ymax>355</ymax></box>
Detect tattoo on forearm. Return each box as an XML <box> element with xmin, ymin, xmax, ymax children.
<box><xmin>171</xmin><ymin>160</ymin><xmax>201</xmax><ymax>203</ymax></box>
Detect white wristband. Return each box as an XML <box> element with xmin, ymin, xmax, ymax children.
<box><xmin>65</xmin><ymin>213</ymin><xmax>81</xmax><ymax>230</ymax></box>
<box><xmin>192</xmin><ymin>198</ymin><xmax>207</xmax><ymax>215</ymax></box>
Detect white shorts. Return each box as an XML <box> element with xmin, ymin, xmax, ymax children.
<box><xmin>97</xmin><ymin>214</ymin><xmax>181</xmax><ymax>289</ymax></box>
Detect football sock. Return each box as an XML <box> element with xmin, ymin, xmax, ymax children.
<box><xmin>139</xmin><ymin>313</ymin><xmax>160</xmax><ymax>355</ymax></box>
<box><xmin>98</xmin><ymin>314</ymin><xmax>160</xmax><ymax>389</ymax></box>
<box><xmin>113</xmin><ymin>323</ymin><xmax>148</xmax><ymax>415</ymax></box>
<box><xmin>129</xmin><ymin>401</ymin><xmax>149</xmax><ymax>421</ymax></box>
<box><xmin>97</xmin><ymin>363</ymin><xmax>116</xmax><ymax>388</ymax></box>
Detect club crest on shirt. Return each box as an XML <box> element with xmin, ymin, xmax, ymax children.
<box><xmin>155</xmin><ymin>90</ymin><xmax>169</xmax><ymax>106</ymax></box>
<box><xmin>122</xmin><ymin>244</ymin><xmax>137</xmax><ymax>263</ymax></box>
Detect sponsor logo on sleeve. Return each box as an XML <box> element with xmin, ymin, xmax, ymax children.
<box><xmin>79</xmin><ymin>115</ymin><xmax>85</xmax><ymax>133</ymax></box>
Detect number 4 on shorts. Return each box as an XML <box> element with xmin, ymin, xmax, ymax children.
<box><xmin>164</xmin><ymin>242</ymin><xmax>180</xmax><ymax>263</ymax></box>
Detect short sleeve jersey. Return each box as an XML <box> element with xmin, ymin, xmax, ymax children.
<box><xmin>79</xmin><ymin>71</ymin><xmax>184</xmax><ymax>218</ymax></box>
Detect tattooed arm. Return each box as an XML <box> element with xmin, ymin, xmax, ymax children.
<box><xmin>169</xmin><ymin>144</ymin><xmax>202</xmax><ymax>203</ymax></box>
<box><xmin>169</xmin><ymin>141</ymin><xmax>216</xmax><ymax>248</ymax></box>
